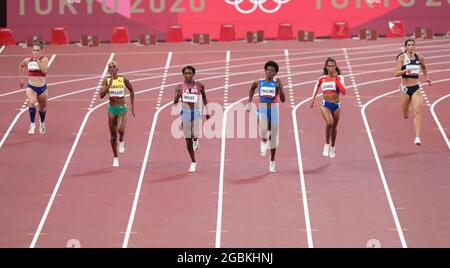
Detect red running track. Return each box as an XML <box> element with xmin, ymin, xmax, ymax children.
<box><xmin>0</xmin><ymin>38</ymin><xmax>449</xmax><ymax>248</ymax></box>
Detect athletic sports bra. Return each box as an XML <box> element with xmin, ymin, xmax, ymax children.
<box><xmin>312</xmin><ymin>75</ymin><xmax>346</xmax><ymax>98</ymax></box>
<box><xmin>181</xmin><ymin>81</ymin><xmax>202</xmax><ymax>104</ymax></box>
<box><xmin>27</xmin><ymin>56</ymin><xmax>46</xmax><ymax>77</ymax></box>
<box><xmin>401</xmin><ymin>53</ymin><xmax>420</xmax><ymax>79</ymax></box>
<box><xmin>258</xmin><ymin>78</ymin><xmax>279</xmax><ymax>103</ymax></box>
<box><xmin>107</xmin><ymin>76</ymin><xmax>126</xmax><ymax>98</ymax></box>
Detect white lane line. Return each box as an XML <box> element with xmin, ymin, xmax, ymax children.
<box><xmin>29</xmin><ymin>82</ymin><xmax>169</xmax><ymax>248</ymax></box>
<box><xmin>431</xmin><ymin>94</ymin><xmax>450</xmax><ymax>151</ymax></box>
<box><xmin>356</xmin><ymin>78</ymin><xmax>450</xmax><ymax>249</ymax></box>
<box><xmin>292</xmin><ymin>96</ymin><xmax>318</xmax><ymax>248</ymax></box>
<box><xmin>343</xmin><ymin>48</ymin><xmax>363</xmax><ymax>107</ymax></box>
<box><xmin>88</xmin><ymin>53</ymin><xmax>115</xmax><ymax>110</ymax></box>
<box><xmin>122</xmin><ymin>77</ymin><xmax>284</xmax><ymax>248</ymax></box>
<box><xmin>284</xmin><ymin>49</ymin><xmax>295</xmax><ymax>109</ymax></box>
<box><xmin>215</xmin><ymin>95</ymin><xmax>253</xmax><ymax>248</ymax></box>
<box><xmin>155</xmin><ymin>52</ymin><xmax>172</xmax><ymax>109</ymax></box>
<box><xmin>224</xmin><ymin>51</ymin><xmax>231</xmax><ymax>109</ymax></box>
<box><xmin>362</xmin><ymin>90</ymin><xmax>408</xmax><ymax>248</ymax></box>
<box><xmin>29</xmin><ymin>55</ymin><xmax>116</xmax><ymax>248</ymax></box>
<box><xmin>48</xmin><ymin>54</ymin><xmax>56</xmax><ymax>66</ymax></box>
<box><xmin>420</xmin><ymin>85</ymin><xmax>432</xmax><ymax>107</ymax></box>
<box><xmin>121</xmin><ymin>104</ymin><xmax>170</xmax><ymax>248</ymax></box>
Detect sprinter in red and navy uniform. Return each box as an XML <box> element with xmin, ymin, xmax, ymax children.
<box><xmin>174</xmin><ymin>66</ymin><xmax>211</xmax><ymax>173</ymax></box>
<box><xmin>310</xmin><ymin>57</ymin><xmax>347</xmax><ymax>158</ymax></box>
<box><xmin>246</xmin><ymin>61</ymin><xmax>286</xmax><ymax>173</ymax></box>
<box><xmin>19</xmin><ymin>40</ymin><xmax>49</xmax><ymax>135</ymax></box>
<box><xmin>395</xmin><ymin>39</ymin><xmax>432</xmax><ymax>145</ymax></box>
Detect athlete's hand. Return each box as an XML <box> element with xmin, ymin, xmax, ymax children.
<box><xmin>19</xmin><ymin>80</ymin><xmax>25</xmax><ymax>88</ymax></box>
<box><xmin>246</xmin><ymin>102</ymin><xmax>252</xmax><ymax>112</ymax></box>
<box><xmin>310</xmin><ymin>101</ymin><xmax>314</xmax><ymax>108</ymax></box>
<box><xmin>206</xmin><ymin>114</ymin><xmax>211</xmax><ymax>120</ymax></box>
<box><xmin>426</xmin><ymin>78</ymin><xmax>432</xmax><ymax>86</ymax></box>
<box><xmin>107</xmin><ymin>77</ymin><xmax>113</xmax><ymax>88</ymax></box>
<box><xmin>131</xmin><ymin>107</ymin><xmax>136</xmax><ymax>117</ymax></box>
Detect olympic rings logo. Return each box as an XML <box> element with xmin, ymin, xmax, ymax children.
<box><xmin>224</xmin><ymin>0</ymin><xmax>290</xmax><ymax>14</ymax></box>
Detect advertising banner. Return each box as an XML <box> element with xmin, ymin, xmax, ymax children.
<box><xmin>7</xmin><ymin>0</ymin><xmax>450</xmax><ymax>42</ymax></box>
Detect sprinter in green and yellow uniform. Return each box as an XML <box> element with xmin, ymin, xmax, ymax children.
<box><xmin>100</xmin><ymin>61</ymin><xmax>135</xmax><ymax>167</ymax></box>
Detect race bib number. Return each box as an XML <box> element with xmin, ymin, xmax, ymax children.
<box><xmin>109</xmin><ymin>89</ymin><xmax>125</xmax><ymax>97</ymax></box>
<box><xmin>28</xmin><ymin>61</ymin><xmax>39</xmax><ymax>71</ymax></box>
<box><xmin>182</xmin><ymin>93</ymin><xmax>198</xmax><ymax>103</ymax></box>
<box><xmin>406</xmin><ymin>65</ymin><xmax>420</xmax><ymax>75</ymax></box>
<box><xmin>321</xmin><ymin>81</ymin><xmax>336</xmax><ymax>92</ymax></box>
<box><xmin>260</xmin><ymin>86</ymin><xmax>276</xmax><ymax>97</ymax></box>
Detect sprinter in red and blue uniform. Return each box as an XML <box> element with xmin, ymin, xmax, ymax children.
<box><xmin>310</xmin><ymin>57</ymin><xmax>347</xmax><ymax>158</ymax></box>
<box><xmin>18</xmin><ymin>40</ymin><xmax>50</xmax><ymax>135</ymax></box>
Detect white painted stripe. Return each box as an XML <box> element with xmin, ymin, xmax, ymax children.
<box><xmin>284</xmin><ymin>49</ymin><xmax>295</xmax><ymax>106</ymax></box>
<box><xmin>155</xmin><ymin>52</ymin><xmax>172</xmax><ymax>109</ymax></box>
<box><xmin>122</xmin><ymin>79</ymin><xmax>266</xmax><ymax>248</ymax></box>
<box><xmin>292</xmin><ymin>96</ymin><xmax>316</xmax><ymax>248</ymax></box>
<box><xmin>215</xmin><ymin>95</ymin><xmax>254</xmax><ymax>248</ymax></box>
<box><xmin>431</xmin><ymin>94</ymin><xmax>450</xmax><ymax>151</ymax></box>
<box><xmin>361</xmin><ymin>91</ymin><xmax>408</xmax><ymax>248</ymax></box>
<box><xmin>224</xmin><ymin>51</ymin><xmax>231</xmax><ymax>106</ymax></box>
<box><xmin>2</xmin><ymin>45</ymin><xmax>449</xmax><ymax>99</ymax></box>
<box><xmin>29</xmin><ymin>53</ymin><xmax>114</xmax><ymax>248</ymax></box>
<box><xmin>48</xmin><ymin>54</ymin><xmax>56</xmax><ymax>66</ymax></box>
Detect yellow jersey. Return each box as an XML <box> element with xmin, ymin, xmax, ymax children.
<box><xmin>107</xmin><ymin>76</ymin><xmax>126</xmax><ymax>98</ymax></box>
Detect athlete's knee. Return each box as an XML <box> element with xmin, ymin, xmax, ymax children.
<box><xmin>325</xmin><ymin>121</ymin><xmax>333</xmax><ymax>129</ymax></box>
<box><xmin>28</xmin><ymin>100</ymin><xmax>37</xmax><ymax>107</ymax></box>
<box><xmin>414</xmin><ymin>107</ymin><xmax>422</xmax><ymax>116</ymax></box>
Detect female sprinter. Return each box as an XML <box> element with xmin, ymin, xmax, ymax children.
<box><xmin>18</xmin><ymin>40</ymin><xmax>49</xmax><ymax>135</ymax></box>
<box><xmin>246</xmin><ymin>61</ymin><xmax>286</xmax><ymax>172</ymax></box>
<box><xmin>173</xmin><ymin>66</ymin><xmax>210</xmax><ymax>173</ymax></box>
<box><xmin>310</xmin><ymin>57</ymin><xmax>347</xmax><ymax>158</ymax></box>
<box><xmin>99</xmin><ymin>61</ymin><xmax>135</xmax><ymax>167</ymax></box>
<box><xmin>395</xmin><ymin>39</ymin><xmax>432</xmax><ymax>145</ymax></box>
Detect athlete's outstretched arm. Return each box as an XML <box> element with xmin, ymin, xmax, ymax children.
<box><xmin>124</xmin><ymin>77</ymin><xmax>135</xmax><ymax>117</ymax></box>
